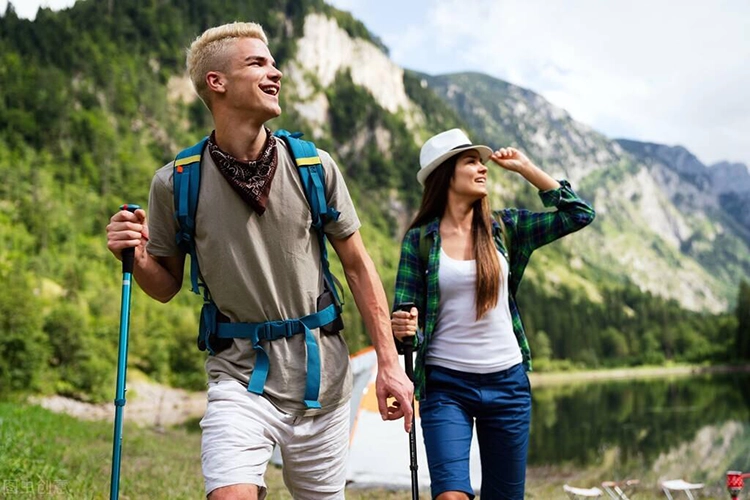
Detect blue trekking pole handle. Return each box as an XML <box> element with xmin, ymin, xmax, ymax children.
<box><xmin>110</xmin><ymin>204</ymin><xmax>140</xmax><ymax>500</ymax></box>
<box><xmin>397</xmin><ymin>302</ymin><xmax>419</xmax><ymax>500</ymax></box>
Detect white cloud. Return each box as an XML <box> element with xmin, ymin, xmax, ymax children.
<box><xmin>329</xmin><ymin>0</ymin><xmax>750</xmax><ymax>167</ymax></box>
<box><xmin>0</xmin><ymin>0</ymin><xmax>76</xmax><ymax>19</ymax></box>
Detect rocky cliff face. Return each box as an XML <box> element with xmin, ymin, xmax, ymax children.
<box><xmin>710</xmin><ymin>161</ymin><xmax>750</xmax><ymax>195</ymax></box>
<box><xmin>708</xmin><ymin>162</ymin><xmax>750</xmax><ymax>235</ymax></box>
<box><xmin>618</xmin><ymin>140</ymin><xmax>713</xmax><ymax>190</ymax></box>
<box><xmin>284</xmin><ymin>13</ymin><xmax>421</xmax><ymax>140</ymax></box>
<box><xmin>618</xmin><ymin>140</ymin><xmax>750</xmax><ymax>242</ymax></box>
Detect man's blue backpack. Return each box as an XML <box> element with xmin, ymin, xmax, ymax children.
<box><xmin>171</xmin><ymin>129</ymin><xmax>343</xmax><ymax>409</ymax></box>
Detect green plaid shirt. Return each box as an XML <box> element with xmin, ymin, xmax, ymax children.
<box><xmin>393</xmin><ymin>180</ymin><xmax>595</xmax><ymax>400</ymax></box>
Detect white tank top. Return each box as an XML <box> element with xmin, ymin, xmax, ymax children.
<box><xmin>425</xmin><ymin>248</ymin><xmax>522</xmax><ymax>373</ymax></box>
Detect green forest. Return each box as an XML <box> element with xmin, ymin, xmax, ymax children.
<box><xmin>0</xmin><ymin>0</ymin><xmax>748</xmax><ymax>404</ymax></box>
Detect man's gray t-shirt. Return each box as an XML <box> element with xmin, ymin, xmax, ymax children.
<box><xmin>147</xmin><ymin>139</ymin><xmax>360</xmax><ymax>416</ymax></box>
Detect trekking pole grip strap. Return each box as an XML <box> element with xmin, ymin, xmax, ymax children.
<box><xmin>119</xmin><ymin>204</ymin><xmax>141</xmax><ymax>275</ymax></box>
<box><xmin>396</xmin><ymin>302</ymin><xmax>417</xmax><ymax>381</ymax></box>
<box><xmin>122</xmin><ymin>248</ymin><xmax>135</xmax><ymax>275</ymax></box>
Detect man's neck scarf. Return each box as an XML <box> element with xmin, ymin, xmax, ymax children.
<box><xmin>207</xmin><ymin>128</ymin><xmax>278</xmax><ymax>215</ymax></box>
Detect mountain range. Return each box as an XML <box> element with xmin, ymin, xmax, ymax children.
<box><xmin>0</xmin><ymin>0</ymin><xmax>747</xmax><ymax>399</ymax></box>
<box><xmin>276</xmin><ymin>15</ymin><xmax>750</xmax><ymax>313</ymax></box>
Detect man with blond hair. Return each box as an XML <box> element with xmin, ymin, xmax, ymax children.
<box><xmin>106</xmin><ymin>22</ymin><xmax>413</xmax><ymax>499</ymax></box>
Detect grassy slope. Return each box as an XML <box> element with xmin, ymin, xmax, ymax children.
<box><xmin>0</xmin><ymin>403</ymin><xmax>415</xmax><ymax>499</ymax></box>
<box><xmin>2</xmin><ymin>402</ymin><xmax>736</xmax><ymax>499</ymax></box>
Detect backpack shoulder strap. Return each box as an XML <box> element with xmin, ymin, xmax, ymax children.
<box><xmin>497</xmin><ymin>216</ymin><xmax>510</xmax><ymax>260</ymax></box>
<box><xmin>274</xmin><ymin>129</ymin><xmax>343</xmax><ymax>305</ymax></box>
<box><xmin>492</xmin><ymin>212</ymin><xmax>511</xmax><ymax>261</ymax></box>
<box><xmin>173</xmin><ymin>137</ymin><xmax>208</xmax><ymax>295</ymax></box>
<box><xmin>418</xmin><ymin>224</ymin><xmax>432</xmax><ymax>269</ymax></box>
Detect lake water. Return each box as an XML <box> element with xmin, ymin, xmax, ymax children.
<box><xmin>528</xmin><ymin>371</ymin><xmax>750</xmax><ymax>498</ymax></box>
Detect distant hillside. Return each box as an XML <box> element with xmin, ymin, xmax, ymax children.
<box><xmin>617</xmin><ymin>139</ymin><xmax>750</xmax><ymax>242</ymax></box>
<box><xmin>0</xmin><ymin>0</ymin><xmax>743</xmax><ymax>401</ymax></box>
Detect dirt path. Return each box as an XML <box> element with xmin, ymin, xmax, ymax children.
<box><xmin>33</xmin><ymin>380</ymin><xmax>206</xmax><ymax>428</ymax></box>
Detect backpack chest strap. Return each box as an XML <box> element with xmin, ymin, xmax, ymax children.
<box><xmin>215</xmin><ymin>303</ymin><xmax>339</xmax><ymax>409</ymax></box>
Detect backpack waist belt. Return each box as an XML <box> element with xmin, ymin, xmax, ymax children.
<box><xmin>213</xmin><ymin>303</ymin><xmax>338</xmax><ymax>410</ymax></box>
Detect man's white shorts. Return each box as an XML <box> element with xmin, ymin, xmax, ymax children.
<box><xmin>200</xmin><ymin>380</ymin><xmax>349</xmax><ymax>499</ymax></box>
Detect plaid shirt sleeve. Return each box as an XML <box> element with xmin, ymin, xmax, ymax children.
<box><xmin>393</xmin><ymin>228</ymin><xmax>426</xmax><ymax>321</ymax></box>
<box><xmin>497</xmin><ymin>180</ymin><xmax>595</xmax><ymax>295</ymax></box>
<box><xmin>503</xmin><ymin>180</ymin><xmax>595</xmax><ymax>256</ymax></box>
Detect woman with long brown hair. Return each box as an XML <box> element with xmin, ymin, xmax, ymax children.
<box><xmin>391</xmin><ymin>129</ymin><xmax>595</xmax><ymax>500</ymax></box>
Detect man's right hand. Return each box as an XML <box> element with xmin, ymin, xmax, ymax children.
<box><xmin>106</xmin><ymin>208</ymin><xmax>149</xmax><ymax>262</ymax></box>
<box><xmin>105</xmin><ymin>208</ymin><xmax>184</xmax><ymax>302</ymax></box>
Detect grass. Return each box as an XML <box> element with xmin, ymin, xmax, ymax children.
<box><xmin>0</xmin><ymin>402</ymin><xmax>730</xmax><ymax>499</ymax></box>
<box><xmin>0</xmin><ymin>403</ymin><xmax>427</xmax><ymax>499</ymax></box>
<box><xmin>0</xmin><ymin>402</ymin><xmax>201</xmax><ymax>499</ymax></box>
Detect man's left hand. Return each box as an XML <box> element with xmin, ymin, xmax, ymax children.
<box><xmin>375</xmin><ymin>362</ymin><xmax>414</xmax><ymax>433</ymax></box>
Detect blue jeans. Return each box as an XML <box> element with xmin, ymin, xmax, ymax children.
<box><xmin>420</xmin><ymin>363</ymin><xmax>531</xmax><ymax>500</ymax></box>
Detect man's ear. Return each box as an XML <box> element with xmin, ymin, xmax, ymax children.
<box><xmin>206</xmin><ymin>71</ymin><xmax>226</xmax><ymax>94</ymax></box>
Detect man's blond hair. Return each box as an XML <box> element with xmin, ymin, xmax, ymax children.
<box><xmin>186</xmin><ymin>22</ymin><xmax>269</xmax><ymax>107</ymax></box>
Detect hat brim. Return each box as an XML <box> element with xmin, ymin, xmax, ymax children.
<box><xmin>417</xmin><ymin>145</ymin><xmax>493</xmax><ymax>186</ymax></box>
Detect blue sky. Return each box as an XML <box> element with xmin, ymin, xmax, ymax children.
<box><xmin>4</xmin><ymin>0</ymin><xmax>749</xmax><ymax>168</ymax></box>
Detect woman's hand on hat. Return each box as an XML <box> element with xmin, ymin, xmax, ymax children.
<box><xmin>490</xmin><ymin>147</ymin><xmax>532</xmax><ymax>173</ymax></box>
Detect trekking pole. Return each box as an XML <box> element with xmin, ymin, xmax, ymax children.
<box><xmin>110</xmin><ymin>204</ymin><xmax>140</xmax><ymax>500</ymax></box>
<box><xmin>397</xmin><ymin>302</ymin><xmax>419</xmax><ymax>500</ymax></box>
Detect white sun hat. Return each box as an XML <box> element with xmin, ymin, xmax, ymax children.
<box><xmin>417</xmin><ymin>128</ymin><xmax>493</xmax><ymax>186</ymax></box>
